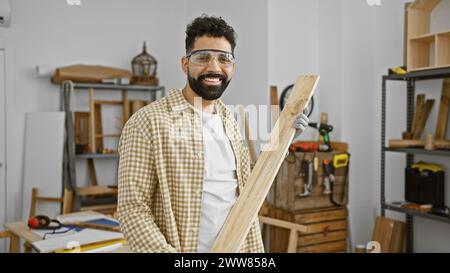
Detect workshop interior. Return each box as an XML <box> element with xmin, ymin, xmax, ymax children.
<box><xmin>1</xmin><ymin>0</ymin><xmax>450</xmax><ymax>254</ymax></box>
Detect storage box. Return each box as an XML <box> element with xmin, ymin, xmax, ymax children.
<box><xmin>405</xmin><ymin>162</ymin><xmax>444</xmax><ymax>207</ymax></box>
<box><xmin>268</xmin><ymin>207</ymin><xmax>348</xmax><ymax>253</ymax></box>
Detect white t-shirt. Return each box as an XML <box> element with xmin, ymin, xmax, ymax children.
<box><xmin>193</xmin><ymin>106</ymin><xmax>238</xmax><ymax>253</ymax></box>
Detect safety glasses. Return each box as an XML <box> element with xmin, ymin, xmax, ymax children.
<box><xmin>187</xmin><ymin>49</ymin><xmax>235</xmax><ymax>67</ymax></box>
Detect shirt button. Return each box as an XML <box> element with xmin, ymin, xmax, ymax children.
<box><xmin>197</xmin><ymin>151</ymin><xmax>202</xmax><ymax>158</ymax></box>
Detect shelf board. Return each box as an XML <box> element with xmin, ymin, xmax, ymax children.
<box><xmin>409</xmin><ymin>33</ymin><xmax>435</xmax><ymax>42</ymax></box>
<box><xmin>384</xmin><ymin>66</ymin><xmax>450</xmax><ymax>81</ymax></box>
<box><xmin>384</xmin><ymin>202</ymin><xmax>450</xmax><ymax>224</ymax></box>
<box><xmin>384</xmin><ymin>147</ymin><xmax>450</xmax><ymax>156</ymax></box>
<box><xmin>409</xmin><ymin>30</ymin><xmax>450</xmax><ymax>42</ymax></box>
<box><xmin>76</xmin><ymin>153</ymin><xmax>119</xmax><ymax>159</ymax></box>
<box><xmin>69</xmin><ymin>83</ymin><xmax>164</xmax><ymax>92</ymax></box>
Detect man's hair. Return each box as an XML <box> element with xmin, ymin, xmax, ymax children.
<box><xmin>185</xmin><ymin>15</ymin><xmax>237</xmax><ymax>54</ymax></box>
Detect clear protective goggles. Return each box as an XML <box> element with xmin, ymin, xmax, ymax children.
<box><xmin>187</xmin><ymin>49</ymin><xmax>235</xmax><ymax>67</ymax></box>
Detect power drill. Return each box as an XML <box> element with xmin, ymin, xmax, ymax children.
<box><xmin>308</xmin><ymin>122</ymin><xmax>333</xmax><ymax>152</ymax></box>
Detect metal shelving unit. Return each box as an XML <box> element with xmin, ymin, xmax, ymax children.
<box><xmin>60</xmin><ymin>80</ymin><xmax>165</xmax><ymax>211</ymax></box>
<box><xmin>381</xmin><ymin>67</ymin><xmax>450</xmax><ymax>253</ymax></box>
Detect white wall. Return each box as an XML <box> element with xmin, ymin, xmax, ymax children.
<box><xmin>0</xmin><ymin>0</ymin><xmax>268</xmax><ymax>226</ymax></box>
<box><xmin>268</xmin><ymin>0</ymin><xmax>320</xmax><ymax>141</ymax></box>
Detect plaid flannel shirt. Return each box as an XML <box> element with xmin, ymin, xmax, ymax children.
<box><xmin>117</xmin><ymin>89</ymin><xmax>265</xmax><ymax>253</ymax></box>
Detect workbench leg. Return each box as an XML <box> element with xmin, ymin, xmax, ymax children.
<box><xmin>9</xmin><ymin>234</ymin><xmax>20</xmax><ymax>253</ymax></box>
<box><xmin>286</xmin><ymin>229</ymin><xmax>298</xmax><ymax>253</ymax></box>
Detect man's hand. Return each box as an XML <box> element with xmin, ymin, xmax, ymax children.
<box><xmin>292</xmin><ymin>112</ymin><xmax>309</xmax><ymax>142</ymax></box>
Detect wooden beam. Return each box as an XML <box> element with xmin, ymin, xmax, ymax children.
<box><xmin>122</xmin><ymin>90</ymin><xmax>130</xmax><ymax>129</ymax></box>
<box><xmin>210</xmin><ymin>75</ymin><xmax>319</xmax><ymax>252</ymax></box>
<box><xmin>389</xmin><ymin>139</ymin><xmax>450</xmax><ymax>149</ymax></box>
<box><xmin>435</xmin><ymin>79</ymin><xmax>450</xmax><ymax>139</ymax></box>
<box><xmin>238</xmin><ymin>105</ymin><xmax>258</xmax><ymax>164</ymax></box>
<box><xmin>88</xmin><ymin>88</ymin><xmax>96</xmax><ymax>153</ymax></box>
<box><xmin>413</xmin><ymin>99</ymin><xmax>434</xmax><ymax>139</ymax></box>
<box><xmin>411</xmin><ymin>94</ymin><xmax>425</xmax><ymax>136</ymax></box>
<box><xmin>410</xmin><ymin>0</ymin><xmax>440</xmax><ymax>11</ymax></box>
<box><xmin>270</xmin><ymin>86</ymin><xmax>279</xmax><ymax>128</ymax></box>
<box><xmin>259</xmin><ymin>216</ymin><xmax>309</xmax><ymax>233</ymax></box>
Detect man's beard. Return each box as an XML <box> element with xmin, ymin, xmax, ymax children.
<box><xmin>188</xmin><ymin>71</ymin><xmax>231</xmax><ymax>101</ymax></box>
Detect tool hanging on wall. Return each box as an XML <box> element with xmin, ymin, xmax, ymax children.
<box><xmin>322</xmin><ymin>160</ymin><xmax>333</xmax><ymax>195</ymax></box>
<box><xmin>309</xmin><ymin>122</ymin><xmax>333</xmax><ymax>152</ymax></box>
<box><xmin>322</xmin><ymin>153</ymin><xmax>350</xmax><ymax>206</ymax></box>
<box><xmin>298</xmin><ymin>159</ymin><xmax>314</xmax><ymax>198</ymax></box>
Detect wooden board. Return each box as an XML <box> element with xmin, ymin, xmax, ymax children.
<box><xmin>413</xmin><ymin>99</ymin><xmax>434</xmax><ymax>139</ymax></box>
<box><xmin>410</xmin><ymin>0</ymin><xmax>440</xmax><ymax>11</ymax></box>
<box><xmin>389</xmin><ymin>139</ymin><xmax>450</xmax><ymax>149</ymax></box>
<box><xmin>94</xmin><ymin>103</ymin><xmax>104</xmax><ymax>153</ymax></box>
<box><xmin>238</xmin><ymin>105</ymin><xmax>258</xmax><ymax>164</ymax></box>
<box><xmin>298</xmin><ymin>230</ymin><xmax>347</xmax><ymax>246</ymax></box>
<box><xmin>268</xmin><ymin>207</ymin><xmax>348</xmax><ymax>253</ymax></box>
<box><xmin>88</xmin><ymin>88</ymin><xmax>96</xmax><ymax>153</ymax></box>
<box><xmin>411</xmin><ymin>94</ymin><xmax>425</xmax><ymax>135</ymax></box>
<box><xmin>435</xmin><ymin>79</ymin><xmax>450</xmax><ymax>139</ymax></box>
<box><xmin>294</xmin><ymin>208</ymin><xmax>347</xmax><ymax>224</ymax></box>
<box><xmin>372</xmin><ymin>216</ymin><xmax>405</xmax><ymax>253</ymax></box>
<box><xmin>74</xmin><ymin>112</ymin><xmax>89</xmax><ymax>145</ymax></box>
<box><xmin>121</xmin><ymin>90</ymin><xmax>130</xmax><ymax>129</ymax></box>
<box><xmin>270</xmin><ymin>85</ymin><xmax>279</xmax><ymax>128</ymax></box>
<box><xmin>211</xmin><ymin>75</ymin><xmax>319</xmax><ymax>252</ymax></box>
<box><xmin>297</xmin><ymin>240</ymin><xmax>347</xmax><ymax>253</ymax></box>
<box><xmin>22</xmin><ymin>112</ymin><xmax>65</xmax><ymax>219</ymax></box>
<box><xmin>274</xmin><ymin>151</ymin><xmax>349</xmax><ymax>211</ymax></box>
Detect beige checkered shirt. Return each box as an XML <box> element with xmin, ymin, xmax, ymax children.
<box><xmin>117</xmin><ymin>89</ymin><xmax>265</xmax><ymax>253</ymax></box>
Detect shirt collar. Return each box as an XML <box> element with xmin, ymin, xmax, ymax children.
<box><xmin>166</xmin><ymin>88</ymin><xmax>232</xmax><ymax>119</ymax></box>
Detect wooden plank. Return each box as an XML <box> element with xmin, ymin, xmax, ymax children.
<box><xmin>62</xmin><ymin>189</ymin><xmax>73</xmax><ymax>214</ymax></box>
<box><xmin>413</xmin><ymin>99</ymin><xmax>434</xmax><ymax>139</ymax></box>
<box><xmin>94</xmin><ymin>103</ymin><xmax>103</xmax><ymax>153</ymax></box>
<box><xmin>275</xmin><ymin>151</ymin><xmax>349</xmax><ymax>211</ymax></box>
<box><xmin>238</xmin><ymin>105</ymin><xmax>258</xmax><ymax>164</ymax></box>
<box><xmin>259</xmin><ymin>216</ymin><xmax>308</xmax><ymax>233</ymax></box>
<box><xmin>287</xmin><ymin>229</ymin><xmax>298</xmax><ymax>253</ymax></box>
<box><xmin>404</xmin><ymin>3</ymin><xmax>412</xmax><ymax>66</ymax></box>
<box><xmin>87</xmin><ymin>158</ymin><xmax>98</xmax><ymax>186</ymax></box>
<box><xmin>88</xmin><ymin>88</ymin><xmax>96</xmax><ymax>153</ymax></box>
<box><xmin>435</xmin><ymin>79</ymin><xmax>450</xmax><ymax>139</ymax></box>
<box><xmin>94</xmin><ymin>100</ymin><xmax>123</xmax><ymax>105</ymax></box>
<box><xmin>297</xmin><ymin>240</ymin><xmax>347</xmax><ymax>253</ymax></box>
<box><xmin>211</xmin><ymin>75</ymin><xmax>319</xmax><ymax>252</ymax></box>
<box><xmin>372</xmin><ymin>216</ymin><xmax>405</xmax><ymax>253</ymax></box>
<box><xmin>410</xmin><ymin>0</ymin><xmax>440</xmax><ymax>11</ymax></box>
<box><xmin>389</xmin><ymin>139</ymin><xmax>450</xmax><ymax>149</ymax></box>
<box><xmin>305</xmin><ymin>220</ymin><xmax>347</xmax><ymax>234</ymax></box>
<box><xmin>78</xmin><ymin>185</ymin><xmax>117</xmax><ymax>196</ymax></box>
<box><xmin>294</xmin><ymin>208</ymin><xmax>347</xmax><ymax>224</ymax></box>
<box><xmin>131</xmin><ymin>100</ymin><xmax>147</xmax><ymax>115</ymax></box>
<box><xmin>270</xmin><ymin>85</ymin><xmax>279</xmax><ymax>128</ymax></box>
<box><xmin>122</xmin><ymin>90</ymin><xmax>130</xmax><ymax>129</ymax></box>
<box><xmin>411</xmin><ymin>94</ymin><xmax>425</xmax><ymax>135</ymax></box>
<box><xmin>74</xmin><ymin>112</ymin><xmax>89</xmax><ymax>145</ymax></box>
<box><xmin>268</xmin><ymin>208</ymin><xmax>294</xmax><ymax>253</ymax></box>
<box><xmin>298</xmin><ymin>230</ymin><xmax>347</xmax><ymax>246</ymax></box>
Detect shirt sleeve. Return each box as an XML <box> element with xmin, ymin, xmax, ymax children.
<box><xmin>117</xmin><ymin>114</ymin><xmax>177</xmax><ymax>253</ymax></box>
